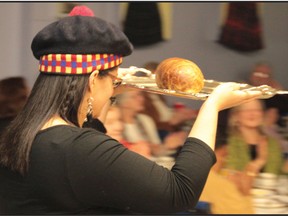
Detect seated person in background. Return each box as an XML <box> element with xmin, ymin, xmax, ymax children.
<box><xmin>263</xmin><ymin>106</ymin><xmax>288</xmax><ymax>154</ymax></box>
<box><xmin>199</xmin><ymin>127</ymin><xmax>255</xmax><ymax>214</ymax></box>
<box><xmin>0</xmin><ymin>77</ymin><xmax>29</xmax><ymax>134</ymax></box>
<box><xmin>138</xmin><ymin>61</ymin><xmax>198</xmax><ymax>140</ymax></box>
<box><xmin>117</xmin><ymin>90</ymin><xmax>188</xmax><ymax>157</ymax></box>
<box><xmin>264</xmin><ymin>94</ymin><xmax>288</xmax><ymax>128</ymax></box>
<box><xmin>104</xmin><ymin>104</ymin><xmax>152</xmax><ymax>159</ymax></box>
<box><xmin>262</xmin><ymin>105</ymin><xmax>288</xmax><ymax>174</ymax></box>
<box><xmin>246</xmin><ymin>61</ymin><xmax>288</xmax><ymax>129</ymax></box>
<box><xmin>224</xmin><ymin>99</ymin><xmax>284</xmax><ymax>195</ymax></box>
<box><xmin>248</xmin><ymin>61</ymin><xmax>283</xmax><ymax>90</ymax></box>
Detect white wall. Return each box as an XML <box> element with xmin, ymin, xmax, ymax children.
<box><xmin>0</xmin><ymin>2</ymin><xmax>287</xmax><ymax>108</ymax></box>
<box><xmin>0</xmin><ymin>4</ymin><xmax>22</xmax><ymax>78</ymax></box>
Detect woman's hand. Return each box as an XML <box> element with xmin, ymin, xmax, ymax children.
<box><xmin>205</xmin><ymin>82</ymin><xmax>262</xmax><ymax>112</ymax></box>
<box><xmin>188</xmin><ymin>82</ymin><xmax>262</xmax><ymax>150</ymax></box>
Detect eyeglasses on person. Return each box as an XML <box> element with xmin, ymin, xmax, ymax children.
<box><xmin>107</xmin><ymin>73</ymin><xmax>123</xmax><ymax>88</ymax></box>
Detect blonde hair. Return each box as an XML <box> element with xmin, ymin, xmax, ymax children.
<box><xmin>227</xmin><ymin>99</ymin><xmax>266</xmax><ymax>136</ymax></box>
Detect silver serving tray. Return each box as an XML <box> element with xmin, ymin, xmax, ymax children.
<box><xmin>119</xmin><ymin>67</ymin><xmax>288</xmax><ymax>101</ymax></box>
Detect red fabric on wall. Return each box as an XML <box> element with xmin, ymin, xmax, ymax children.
<box><xmin>218</xmin><ymin>3</ymin><xmax>264</xmax><ymax>52</ymax></box>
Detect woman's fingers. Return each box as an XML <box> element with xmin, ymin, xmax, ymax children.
<box><xmin>208</xmin><ymin>82</ymin><xmax>263</xmax><ymax>111</ymax></box>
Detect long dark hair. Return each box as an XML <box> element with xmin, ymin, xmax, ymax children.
<box><xmin>0</xmin><ymin>72</ymin><xmax>91</xmax><ymax>175</ymax></box>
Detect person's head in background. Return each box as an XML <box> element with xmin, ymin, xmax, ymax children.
<box><xmin>105</xmin><ymin>105</ymin><xmax>124</xmax><ymax>141</ymax></box>
<box><xmin>0</xmin><ymin>77</ymin><xmax>29</xmax><ymax>118</ymax></box>
<box><xmin>105</xmin><ymin>104</ymin><xmax>152</xmax><ymax>159</ymax></box>
<box><xmin>143</xmin><ymin>62</ymin><xmax>159</xmax><ymax>73</ymax></box>
<box><xmin>117</xmin><ymin>90</ymin><xmax>145</xmax><ymax>116</ymax></box>
<box><xmin>134</xmin><ymin>61</ymin><xmax>159</xmax><ymax>77</ymax></box>
<box><xmin>249</xmin><ymin>61</ymin><xmax>283</xmax><ymax>90</ymax></box>
<box><xmin>228</xmin><ymin>99</ymin><xmax>265</xmax><ymax>135</ymax></box>
<box><xmin>263</xmin><ymin>97</ymin><xmax>284</xmax><ymax>127</ymax></box>
<box><xmin>263</xmin><ymin>107</ymin><xmax>279</xmax><ymax>126</ymax></box>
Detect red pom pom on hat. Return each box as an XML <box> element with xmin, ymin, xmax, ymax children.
<box><xmin>69</xmin><ymin>5</ymin><xmax>94</xmax><ymax>17</ymax></box>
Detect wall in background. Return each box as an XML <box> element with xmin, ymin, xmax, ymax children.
<box><xmin>0</xmin><ymin>2</ymin><xmax>287</xmax><ymax>108</ymax></box>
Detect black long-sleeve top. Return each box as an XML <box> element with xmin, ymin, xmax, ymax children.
<box><xmin>0</xmin><ymin>125</ymin><xmax>216</xmax><ymax>214</ymax></box>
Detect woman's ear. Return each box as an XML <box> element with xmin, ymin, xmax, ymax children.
<box><xmin>88</xmin><ymin>70</ymin><xmax>99</xmax><ymax>92</ymax></box>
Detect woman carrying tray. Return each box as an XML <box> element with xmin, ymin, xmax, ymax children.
<box><xmin>0</xmin><ymin>5</ymin><xmax>262</xmax><ymax>214</ymax></box>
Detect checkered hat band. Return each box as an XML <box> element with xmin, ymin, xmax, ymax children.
<box><xmin>39</xmin><ymin>54</ymin><xmax>123</xmax><ymax>74</ymax></box>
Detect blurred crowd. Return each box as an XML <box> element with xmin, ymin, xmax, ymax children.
<box><xmin>0</xmin><ymin>77</ymin><xmax>29</xmax><ymax>134</ymax></box>
<box><xmin>108</xmin><ymin>61</ymin><xmax>288</xmax><ymax>213</ymax></box>
<box><xmin>1</xmin><ymin>60</ymin><xmax>288</xmax><ymax>214</ymax></box>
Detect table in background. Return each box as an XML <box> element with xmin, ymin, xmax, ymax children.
<box><xmin>251</xmin><ymin>173</ymin><xmax>288</xmax><ymax>214</ymax></box>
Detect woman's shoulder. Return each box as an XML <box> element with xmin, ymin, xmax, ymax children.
<box><xmin>38</xmin><ymin>124</ymin><xmax>104</xmax><ymax>135</ymax></box>
<box><xmin>32</xmin><ymin>125</ymin><xmax>126</xmax><ymax>160</ymax></box>
<box><xmin>35</xmin><ymin>125</ymin><xmax>114</xmax><ymax>148</ymax></box>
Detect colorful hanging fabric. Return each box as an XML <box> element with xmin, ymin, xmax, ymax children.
<box><xmin>218</xmin><ymin>2</ymin><xmax>264</xmax><ymax>52</ymax></box>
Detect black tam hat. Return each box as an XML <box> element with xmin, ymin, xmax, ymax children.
<box><xmin>31</xmin><ymin>5</ymin><xmax>133</xmax><ymax>75</ymax></box>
